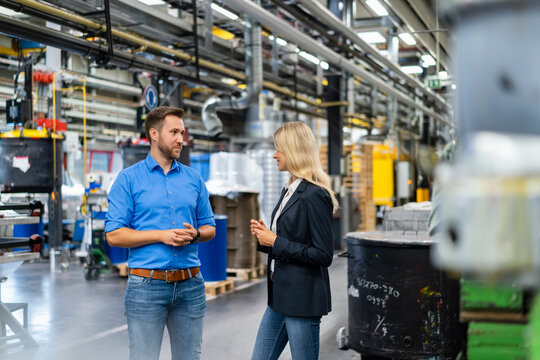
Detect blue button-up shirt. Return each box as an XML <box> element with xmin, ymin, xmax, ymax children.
<box><xmin>105</xmin><ymin>153</ymin><xmax>215</xmax><ymax>270</ymax></box>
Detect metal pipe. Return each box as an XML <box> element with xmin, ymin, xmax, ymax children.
<box><xmin>7</xmin><ymin>0</ymin><xmax>320</xmax><ymax>107</ymax></box>
<box><xmin>202</xmin><ymin>14</ymin><xmax>263</xmax><ymax>136</ymax></box>
<box><xmin>295</xmin><ymin>0</ymin><xmax>449</xmax><ymax>112</ymax></box>
<box><xmin>222</xmin><ymin>0</ymin><xmax>452</xmax><ymax>127</ymax></box>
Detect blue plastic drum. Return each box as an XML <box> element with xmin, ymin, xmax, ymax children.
<box><xmin>199</xmin><ymin>215</ymin><xmax>227</xmax><ymax>281</ymax></box>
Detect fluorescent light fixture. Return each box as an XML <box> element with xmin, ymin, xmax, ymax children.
<box><xmin>365</xmin><ymin>0</ymin><xmax>388</xmax><ymax>16</ymax></box>
<box><xmin>276</xmin><ymin>37</ymin><xmax>288</xmax><ymax>46</ymax></box>
<box><xmin>220</xmin><ymin>77</ymin><xmax>237</xmax><ymax>85</ymax></box>
<box><xmin>321</xmin><ymin>61</ymin><xmax>329</xmax><ymax>70</ymax></box>
<box><xmin>299</xmin><ymin>51</ymin><xmax>320</xmax><ymax>65</ymax></box>
<box><xmin>0</xmin><ymin>6</ymin><xmax>22</xmax><ymax>16</ymax></box>
<box><xmin>357</xmin><ymin>31</ymin><xmax>386</xmax><ymax>44</ymax></box>
<box><xmin>421</xmin><ymin>54</ymin><xmax>436</xmax><ymax>67</ymax></box>
<box><xmin>438</xmin><ymin>71</ymin><xmax>448</xmax><ymax>79</ymax></box>
<box><xmin>401</xmin><ymin>65</ymin><xmax>423</xmax><ymax>74</ymax></box>
<box><xmin>398</xmin><ymin>33</ymin><xmax>416</xmax><ymax>46</ymax></box>
<box><xmin>138</xmin><ymin>0</ymin><xmax>166</xmax><ymax>5</ymax></box>
<box><xmin>211</xmin><ymin>3</ymin><xmax>239</xmax><ymax>20</ymax></box>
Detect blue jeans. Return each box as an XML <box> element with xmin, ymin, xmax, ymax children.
<box><xmin>124</xmin><ymin>272</ymin><xmax>207</xmax><ymax>360</ymax></box>
<box><xmin>251</xmin><ymin>306</ymin><xmax>322</xmax><ymax>360</ymax></box>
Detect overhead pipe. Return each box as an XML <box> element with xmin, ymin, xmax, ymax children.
<box><xmin>222</xmin><ymin>0</ymin><xmax>452</xmax><ymax>127</ymax></box>
<box><xmin>202</xmin><ymin>15</ymin><xmax>263</xmax><ymax>136</ymax></box>
<box><xmin>294</xmin><ymin>0</ymin><xmax>449</xmax><ymax>112</ymax></box>
<box><xmin>7</xmin><ymin>0</ymin><xmax>321</xmax><ymax>107</ymax></box>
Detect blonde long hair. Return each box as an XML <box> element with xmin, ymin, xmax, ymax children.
<box><xmin>274</xmin><ymin>121</ymin><xmax>339</xmax><ymax>212</ymax></box>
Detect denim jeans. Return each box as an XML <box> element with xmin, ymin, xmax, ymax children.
<box><xmin>251</xmin><ymin>306</ymin><xmax>322</xmax><ymax>360</ymax></box>
<box><xmin>124</xmin><ymin>271</ymin><xmax>207</xmax><ymax>360</ymax></box>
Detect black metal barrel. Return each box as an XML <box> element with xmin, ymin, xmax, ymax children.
<box><xmin>344</xmin><ymin>231</ymin><xmax>466</xmax><ymax>359</ymax></box>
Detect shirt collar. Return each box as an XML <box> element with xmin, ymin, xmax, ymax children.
<box><xmin>285</xmin><ymin>178</ymin><xmax>303</xmax><ymax>194</ymax></box>
<box><xmin>144</xmin><ymin>153</ymin><xmax>180</xmax><ymax>173</ymax></box>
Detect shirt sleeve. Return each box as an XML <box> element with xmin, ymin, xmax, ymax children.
<box><xmin>196</xmin><ymin>175</ymin><xmax>216</xmax><ymax>228</ymax></box>
<box><xmin>105</xmin><ymin>171</ymin><xmax>134</xmax><ymax>233</ymax></box>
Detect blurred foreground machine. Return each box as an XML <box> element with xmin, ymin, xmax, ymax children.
<box><xmin>431</xmin><ymin>1</ymin><xmax>540</xmax><ymax>359</ymax></box>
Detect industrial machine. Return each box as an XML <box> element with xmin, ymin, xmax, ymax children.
<box><xmin>0</xmin><ymin>201</ymin><xmax>44</xmax><ymax>350</ymax></box>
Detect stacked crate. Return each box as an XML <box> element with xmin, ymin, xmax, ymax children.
<box><xmin>356</xmin><ymin>144</ymin><xmax>376</xmax><ymax>231</ymax></box>
<box><xmin>319</xmin><ymin>143</ymin><xmax>376</xmax><ymax>231</ymax></box>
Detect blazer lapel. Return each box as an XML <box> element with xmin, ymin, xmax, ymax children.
<box><xmin>271</xmin><ymin>187</ymin><xmax>288</xmax><ymax>225</ymax></box>
<box><xmin>276</xmin><ymin>180</ymin><xmax>307</xmax><ymax>222</ymax></box>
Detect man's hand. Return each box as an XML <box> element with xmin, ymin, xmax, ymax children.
<box><xmin>161</xmin><ymin>228</ymin><xmax>193</xmax><ymax>247</ymax></box>
<box><xmin>250</xmin><ymin>219</ymin><xmax>277</xmax><ymax>247</ymax></box>
<box><xmin>183</xmin><ymin>223</ymin><xmax>198</xmax><ymax>241</ymax></box>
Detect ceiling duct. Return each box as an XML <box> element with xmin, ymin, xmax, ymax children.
<box><xmin>202</xmin><ymin>14</ymin><xmax>263</xmax><ymax>137</ymax></box>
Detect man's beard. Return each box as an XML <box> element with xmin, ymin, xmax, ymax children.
<box><xmin>158</xmin><ymin>141</ymin><xmax>182</xmax><ymax>160</ymax></box>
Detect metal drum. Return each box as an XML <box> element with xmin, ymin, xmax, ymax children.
<box><xmin>199</xmin><ymin>215</ymin><xmax>227</xmax><ymax>281</ymax></box>
<box><xmin>344</xmin><ymin>231</ymin><xmax>466</xmax><ymax>359</ymax></box>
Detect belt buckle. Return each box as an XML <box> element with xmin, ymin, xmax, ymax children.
<box><xmin>165</xmin><ymin>270</ymin><xmax>177</xmax><ymax>283</ymax></box>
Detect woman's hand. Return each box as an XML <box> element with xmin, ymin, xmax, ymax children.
<box><xmin>250</xmin><ymin>219</ymin><xmax>277</xmax><ymax>247</ymax></box>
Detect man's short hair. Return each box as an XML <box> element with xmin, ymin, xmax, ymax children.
<box><xmin>144</xmin><ymin>106</ymin><xmax>185</xmax><ymax>143</ymax></box>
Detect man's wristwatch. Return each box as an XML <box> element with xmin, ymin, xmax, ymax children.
<box><xmin>190</xmin><ymin>228</ymin><xmax>201</xmax><ymax>244</ymax></box>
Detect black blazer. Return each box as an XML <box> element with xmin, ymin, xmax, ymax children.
<box><xmin>258</xmin><ymin>180</ymin><xmax>334</xmax><ymax>317</ymax></box>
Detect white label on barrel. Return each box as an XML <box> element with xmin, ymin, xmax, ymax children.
<box><xmin>13</xmin><ymin>156</ymin><xmax>30</xmax><ymax>173</ymax></box>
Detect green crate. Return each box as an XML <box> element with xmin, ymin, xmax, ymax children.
<box><xmin>461</xmin><ymin>279</ymin><xmax>523</xmax><ymax>311</ymax></box>
<box><xmin>468</xmin><ymin>322</ymin><xmax>527</xmax><ymax>360</ymax></box>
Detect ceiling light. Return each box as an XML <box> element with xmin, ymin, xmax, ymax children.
<box><xmin>365</xmin><ymin>0</ymin><xmax>388</xmax><ymax>16</ymax></box>
<box><xmin>276</xmin><ymin>37</ymin><xmax>288</xmax><ymax>46</ymax></box>
<box><xmin>0</xmin><ymin>6</ymin><xmax>23</xmax><ymax>16</ymax></box>
<box><xmin>299</xmin><ymin>51</ymin><xmax>320</xmax><ymax>65</ymax></box>
<box><xmin>401</xmin><ymin>65</ymin><xmax>423</xmax><ymax>74</ymax></box>
<box><xmin>138</xmin><ymin>0</ymin><xmax>166</xmax><ymax>5</ymax></box>
<box><xmin>451</xmin><ymin>84</ymin><xmax>457</xmax><ymax>90</ymax></box>
<box><xmin>357</xmin><ymin>31</ymin><xmax>386</xmax><ymax>44</ymax></box>
<box><xmin>398</xmin><ymin>33</ymin><xmax>416</xmax><ymax>46</ymax></box>
<box><xmin>321</xmin><ymin>61</ymin><xmax>329</xmax><ymax>70</ymax></box>
<box><xmin>421</xmin><ymin>54</ymin><xmax>436</xmax><ymax>67</ymax></box>
<box><xmin>268</xmin><ymin>35</ymin><xmax>275</xmax><ymax>41</ymax></box>
<box><xmin>211</xmin><ymin>3</ymin><xmax>239</xmax><ymax>20</ymax></box>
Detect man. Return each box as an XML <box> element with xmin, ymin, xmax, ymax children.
<box><xmin>105</xmin><ymin>106</ymin><xmax>216</xmax><ymax>360</ymax></box>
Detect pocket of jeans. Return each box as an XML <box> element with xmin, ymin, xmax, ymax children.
<box><xmin>127</xmin><ymin>274</ymin><xmax>149</xmax><ymax>288</ymax></box>
<box><xmin>191</xmin><ymin>272</ymin><xmax>205</xmax><ymax>283</ymax></box>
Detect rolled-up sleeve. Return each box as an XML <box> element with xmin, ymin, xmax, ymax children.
<box><xmin>105</xmin><ymin>172</ymin><xmax>133</xmax><ymax>233</ymax></box>
<box><xmin>196</xmin><ymin>176</ymin><xmax>216</xmax><ymax>227</ymax></box>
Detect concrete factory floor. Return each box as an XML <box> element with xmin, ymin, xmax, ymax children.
<box><xmin>1</xmin><ymin>254</ymin><xmax>360</xmax><ymax>360</ymax></box>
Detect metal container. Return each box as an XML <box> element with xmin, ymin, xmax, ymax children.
<box><xmin>344</xmin><ymin>231</ymin><xmax>466</xmax><ymax>359</ymax></box>
<box><xmin>199</xmin><ymin>215</ymin><xmax>227</xmax><ymax>281</ymax></box>
<box><xmin>0</xmin><ymin>137</ymin><xmax>62</xmax><ymax>193</ymax></box>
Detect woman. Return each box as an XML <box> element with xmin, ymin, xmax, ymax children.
<box><xmin>250</xmin><ymin>121</ymin><xmax>338</xmax><ymax>360</ymax></box>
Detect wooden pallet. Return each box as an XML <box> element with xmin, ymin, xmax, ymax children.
<box><xmin>116</xmin><ymin>263</ymin><xmax>129</xmax><ymax>277</ymax></box>
<box><xmin>227</xmin><ymin>266</ymin><xmax>266</xmax><ymax>281</ymax></box>
<box><xmin>205</xmin><ymin>279</ymin><xmax>235</xmax><ymax>297</ymax></box>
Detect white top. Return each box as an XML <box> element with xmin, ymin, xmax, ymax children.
<box><xmin>270</xmin><ymin>178</ymin><xmax>302</xmax><ymax>274</ymax></box>
<box><xmin>271</xmin><ymin>178</ymin><xmax>303</xmax><ymax>234</ymax></box>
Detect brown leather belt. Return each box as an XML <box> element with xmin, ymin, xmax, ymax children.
<box><xmin>129</xmin><ymin>267</ymin><xmax>200</xmax><ymax>283</ymax></box>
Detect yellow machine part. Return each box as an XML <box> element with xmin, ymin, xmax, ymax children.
<box><xmin>372</xmin><ymin>144</ymin><xmax>395</xmax><ymax>207</ymax></box>
<box><xmin>416</xmin><ymin>188</ymin><xmax>430</xmax><ymax>202</ymax></box>
<box><xmin>0</xmin><ymin>128</ymin><xmax>50</xmax><ymax>138</ymax></box>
